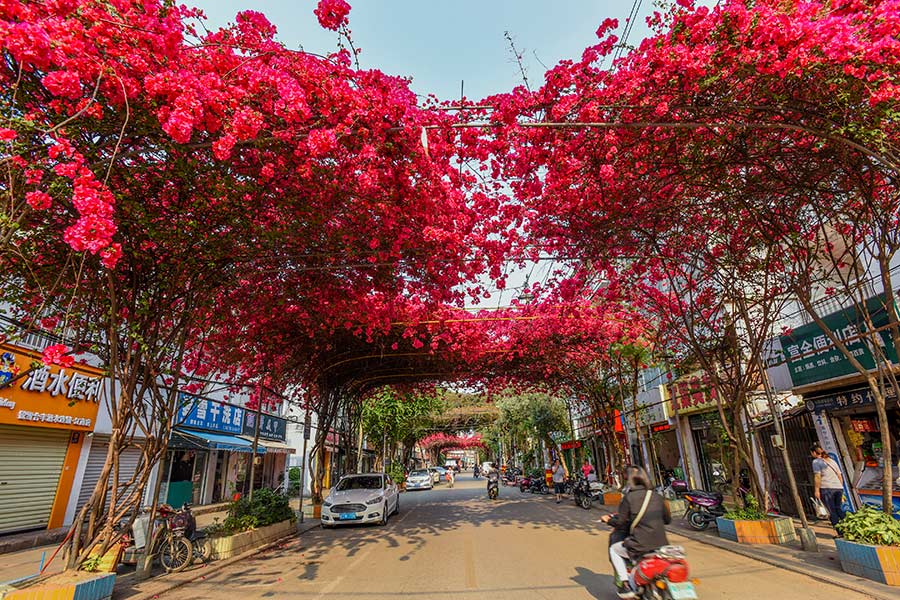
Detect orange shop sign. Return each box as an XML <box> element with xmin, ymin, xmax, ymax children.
<box><xmin>0</xmin><ymin>345</ymin><xmax>104</xmax><ymax>432</ymax></box>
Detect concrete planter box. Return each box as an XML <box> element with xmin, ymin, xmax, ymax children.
<box><xmin>602</xmin><ymin>492</ymin><xmax>623</xmax><ymax>506</ymax></box>
<box><xmin>835</xmin><ymin>538</ymin><xmax>900</xmax><ymax>586</ymax></box>
<box><xmin>716</xmin><ymin>516</ymin><xmax>796</xmax><ymax>545</ymax></box>
<box><xmin>209</xmin><ymin>519</ymin><xmax>296</xmax><ymax>560</ymax></box>
<box><xmin>1</xmin><ymin>572</ymin><xmax>115</xmax><ymax>600</ymax></box>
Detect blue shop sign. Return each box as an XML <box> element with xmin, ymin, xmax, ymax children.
<box><xmin>178</xmin><ymin>393</ymin><xmax>245</xmax><ymax>434</ymax></box>
<box><xmin>805</xmin><ymin>385</ymin><xmax>898</xmax><ymax>413</ymax></box>
<box><xmin>242</xmin><ymin>410</ymin><xmax>287</xmax><ymax>442</ymax></box>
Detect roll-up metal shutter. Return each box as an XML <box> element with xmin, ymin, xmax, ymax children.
<box><xmin>75</xmin><ymin>435</ymin><xmax>144</xmax><ymax>517</ymax></box>
<box><xmin>0</xmin><ymin>424</ymin><xmax>69</xmax><ymax>534</ymax></box>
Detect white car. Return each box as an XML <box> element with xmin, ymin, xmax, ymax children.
<box><xmin>406</xmin><ymin>469</ymin><xmax>433</xmax><ymax>490</ymax></box>
<box><xmin>321</xmin><ymin>473</ymin><xmax>400</xmax><ymax>528</ymax></box>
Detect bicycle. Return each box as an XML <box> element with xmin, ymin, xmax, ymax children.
<box><xmin>121</xmin><ymin>504</ymin><xmax>193</xmax><ymax>573</ymax></box>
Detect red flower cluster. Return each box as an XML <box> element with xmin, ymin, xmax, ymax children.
<box><xmin>41</xmin><ymin>344</ymin><xmax>74</xmax><ymax>368</ymax></box>
<box><xmin>314</xmin><ymin>0</ymin><xmax>351</xmax><ymax>31</ymax></box>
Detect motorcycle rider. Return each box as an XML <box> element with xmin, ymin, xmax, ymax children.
<box><xmin>600</xmin><ymin>466</ymin><xmax>671</xmax><ymax>599</ymax></box>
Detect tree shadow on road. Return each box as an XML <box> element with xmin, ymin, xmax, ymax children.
<box><xmin>170</xmin><ymin>481</ymin><xmax>617</xmax><ymax>593</ymax></box>
<box><xmin>571</xmin><ymin>566</ymin><xmax>615</xmax><ymax>599</ymax></box>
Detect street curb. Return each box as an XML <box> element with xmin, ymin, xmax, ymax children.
<box><xmin>121</xmin><ymin>519</ymin><xmax>320</xmax><ymax>600</ymax></box>
<box><xmin>671</xmin><ymin>527</ymin><xmax>897</xmax><ymax>600</ymax></box>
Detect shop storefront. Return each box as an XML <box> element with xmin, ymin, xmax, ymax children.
<box><xmin>635</xmin><ymin>386</ymin><xmax>682</xmax><ymax>485</ymax></box>
<box><xmin>806</xmin><ymin>387</ymin><xmax>899</xmax><ymax>514</ymax></box>
<box><xmin>777</xmin><ymin>293</ymin><xmax>900</xmax><ymax>515</ymax></box>
<box><xmin>240</xmin><ymin>409</ymin><xmax>293</xmax><ymax>492</ymax></box>
<box><xmin>668</xmin><ymin>373</ymin><xmax>725</xmax><ymax>491</ymax></box>
<box><xmin>163</xmin><ymin>394</ymin><xmax>264</xmax><ymax>506</ymax></box>
<box><xmin>0</xmin><ymin>344</ymin><xmax>103</xmax><ymax>533</ymax></box>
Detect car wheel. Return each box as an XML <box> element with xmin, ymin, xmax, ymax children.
<box><xmin>380</xmin><ymin>503</ymin><xmax>389</xmax><ymax>526</ymax></box>
<box><xmin>393</xmin><ymin>496</ymin><xmax>400</xmax><ymax>515</ymax></box>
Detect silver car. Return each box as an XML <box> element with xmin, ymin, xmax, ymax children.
<box><xmin>405</xmin><ymin>469</ymin><xmax>433</xmax><ymax>490</ymax></box>
<box><xmin>321</xmin><ymin>474</ymin><xmax>400</xmax><ymax>528</ymax></box>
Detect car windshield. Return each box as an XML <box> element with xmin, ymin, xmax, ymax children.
<box><xmin>410</xmin><ymin>470</ymin><xmax>429</xmax><ymax>477</ymax></box>
<box><xmin>335</xmin><ymin>476</ymin><xmax>382</xmax><ymax>491</ymax></box>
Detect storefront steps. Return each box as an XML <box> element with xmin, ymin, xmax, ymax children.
<box><xmin>0</xmin><ymin>528</ymin><xmax>68</xmax><ymax>557</ymax></box>
<box><xmin>671</xmin><ymin>519</ymin><xmax>897</xmax><ymax>600</ymax></box>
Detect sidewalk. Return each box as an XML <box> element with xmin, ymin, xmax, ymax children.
<box><xmin>0</xmin><ymin>498</ymin><xmax>273</xmax><ymax>586</ymax></box>
<box><xmin>113</xmin><ymin>518</ymin><xmax>320</xmax><ymax>600</ymax></box>
<box><xmin>669</xmin><ymin>517</ymin><xmax>900</xmax><ymax>600</ymax></box>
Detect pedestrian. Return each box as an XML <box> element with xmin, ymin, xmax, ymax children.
<box><xmin>447</xmin><ymin>467</ymin><xmax>455</xmax><ymax>488</ymax></box>
<box><xmin>581</xmin><ymin>458</ymin><xmax>595</xmax><ymax>481</ymax></box>
<box><xmin>551</xmin><ymin>459</ymin><xmax>566</xmax><ymax>504</ymax></box>
<box><xmin>810</xmin><ymin>444</ymin><xmax>846</xmax><ymax>529</ymax></box>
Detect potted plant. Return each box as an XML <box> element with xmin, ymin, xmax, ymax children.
<box><xmin>715</xmin><ymin>494</ymin><xmax>796</xmax><ymax>545</ymax></box>
<box><xmin>834</xmin><ymin>505</ymin><xmax>900</xmax><ymax>585</ymax></box>
<box><xmin>204</xmin><ymin>489</ymin><xmax>297</xmax><ymax>560</ymax></box>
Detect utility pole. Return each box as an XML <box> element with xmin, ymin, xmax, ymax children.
<box><xmin>247</xmin><ymin>384</ymin><xmax>263</xmax><ymax>501</ymax></box>
<box><xmin>758</xmin><ymin>355</ymin><xmax>818</xmax><ymax>551</ymax></box>
<box><xmin>298</xmin><ymin>405</ymin><xmax>311</xmax><ymax>523</ymax></box>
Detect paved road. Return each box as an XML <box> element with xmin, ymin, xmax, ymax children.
<box><xmin>160</xmin><ymin>476</ymin><xmax>873</xmax><ymax>600</ymax></box>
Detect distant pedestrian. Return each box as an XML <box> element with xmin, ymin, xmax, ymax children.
<box><xmin>581</xmin><ymin>459</ymin><xmax>595</xmax><ymax>481</ymax></box>
<box><xmin>811</xmin><ymin>444</ymin><xmax>846</xmax><ymax>528</ymax></box>
<box><xmin>447</xmin><ymin>468</ymin><xmax>455</xmax><ymax>488</ymax></box>
<box><xmin>552</xmin><ymin>459</ymin><xmax>566</xmax><ymax>503</ymax></box>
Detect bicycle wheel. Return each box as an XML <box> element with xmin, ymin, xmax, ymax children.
<box><xmin>160</xmin><ymin>535</ymin><xmax>193</xmax><ymax>572</ymax></box>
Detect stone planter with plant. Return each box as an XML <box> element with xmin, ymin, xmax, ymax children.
<box><xmin>387</xmin><ymin>462</ymin><xmax>406</xmax><ymax>491</ymax></box>
<box><xmin>205</xmin><ymin>489</ymin><xmax>297</xmax><ymax>560</ymax></box>
<box><xmin>835</xmin><ymin>505</ymin><xmax>900</xmax><ymax>586</ymax></box>
<box><xmin>715</xmin><ymin>494</ymin><xmax>796</xmax><ymax>545</ymax></box>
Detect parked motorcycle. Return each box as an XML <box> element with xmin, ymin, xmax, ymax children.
<box><xmin>528</xmin><ymin>477</ymin><xmax>550</xmax><ymax>495</ymax></box>
<box><xmin>683</xmin><ymin>490</ymin><xmax>726</xmax><ymax>530</ymax></box>
<box><xmin>621</xmin><ymin>545</ymin><xmax>698</xmax><ymax>599</ymax></box>
<box><xmin>657</xmin><ymin>470</ymin><xmax>690</xmax><ymax>500</ymax></box>
<box><xmin>518</xmin><ymin>474</ymin><xmax>535</xmax><ymax>493</ymax></box>
<box><xmin>487</xmin><ymin>471</ymin><xmax>500</xmax><ymax>500</ymax></box>
<box><xmin>120</xmin><ymin>503</ymin><xmax>194</xmax><ymax>572</ymax></box>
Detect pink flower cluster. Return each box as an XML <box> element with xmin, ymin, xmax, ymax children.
<box><xmin>314</xmin><ymin>0</ymin><xmax>351</xmax><ymax>31</ymax></box>
<box><xmin>41</xmin><ymin>344</ymin><xmax>74</xmax><ymax>368</ymax></box>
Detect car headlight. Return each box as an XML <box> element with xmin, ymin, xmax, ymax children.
<box><xmin>323</xmin><ymin>499</ymin><xmax>333</xmax><ymax>507</ymax></box>
<box><xmin>365</xmin><ymin>496</ymin><xmax>384</xmax><ymax>505</ymax></box>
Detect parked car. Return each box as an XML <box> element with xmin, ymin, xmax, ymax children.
<box><xmin>406</xmin><ymin>469</ymin><xmax>433</xmax><ymax>491</ymax></box>
<box><xmin>320</xmin><ymin>473</ymin><xmax>400</xmax><ymax>528</ymax></box>
<box><xmin>434</xmin><ymin>466</ymin><xmax>448</xmax><ymax>482</ymax></box>
<box><xmin>428</xmin><ymin>466</ymin><xmax>441</xmax><ymax>484</ymax></box>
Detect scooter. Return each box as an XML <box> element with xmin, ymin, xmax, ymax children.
<box><xmin>487</xmin><ymin>471</ymin><xmax>500</xmax><ymax>500</ymax></box>
<box><xmin>683</xmin><ymin>490</ymin><xmax>726</xmax><ymax>530</ymax></box>
<box><xmin>528</xmin><ymin>477</ymin><xmax>550</xmax><ymax>495</ymax></box>
<box><xmin>600</xmin><ymin>510</ymin><xmax>698</xmax><ymax>599</ymax></box>
<box><xmin>573</xmin><ymin>475</ymin><xmax>607</xmax><ymax>509</ymax></box>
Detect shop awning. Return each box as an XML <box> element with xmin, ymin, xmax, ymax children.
<box><xmin>237</xmin><ymin>436</ymin><xmax>296</xmax><ymax>454</ymax></box>
<box><xmin>175</xmin><ymin>429</ymin><xmax>265</xmax><ymax>454</ymax></box>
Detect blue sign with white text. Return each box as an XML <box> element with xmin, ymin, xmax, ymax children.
<box><xmin>178</xmin><ymin>393</ymin><xmax>244</xmax><ymax>434</ymax></box>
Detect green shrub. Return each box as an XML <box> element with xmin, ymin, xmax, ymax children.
<box><xmin>206</xmin><ymin>489</ymin><xmax>295</xmax><ymax>537</ymax></box>
<box><xmin>723</xmin><ymin>494</ymin><xmax>768</xmax><ymax>521</ymax></box>
<box><xmin>387</xmin><ymin>462</ymin><xmax>406</xmax><ymax>484</ymax></box>
<box><xmin>837</xmin><ymin>505</ymin><xmax>900</xmax><ymax>547</ymax></box>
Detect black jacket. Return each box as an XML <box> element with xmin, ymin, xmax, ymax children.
<box><xmin>609</xmin><ymin>485</ymin><xmax>671</xmax><ymax>559</ymax></box>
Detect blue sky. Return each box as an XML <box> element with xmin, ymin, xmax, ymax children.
<box><xmin>189</xmin><ymin>1</ymin><xmax>664</xmax><ymax>102</ymax></box>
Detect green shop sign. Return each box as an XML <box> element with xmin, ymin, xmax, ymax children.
<box><xmin>779</xmin><ymin>294</ymin><xmax>900</xmax><ymax>387</ymax></box>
